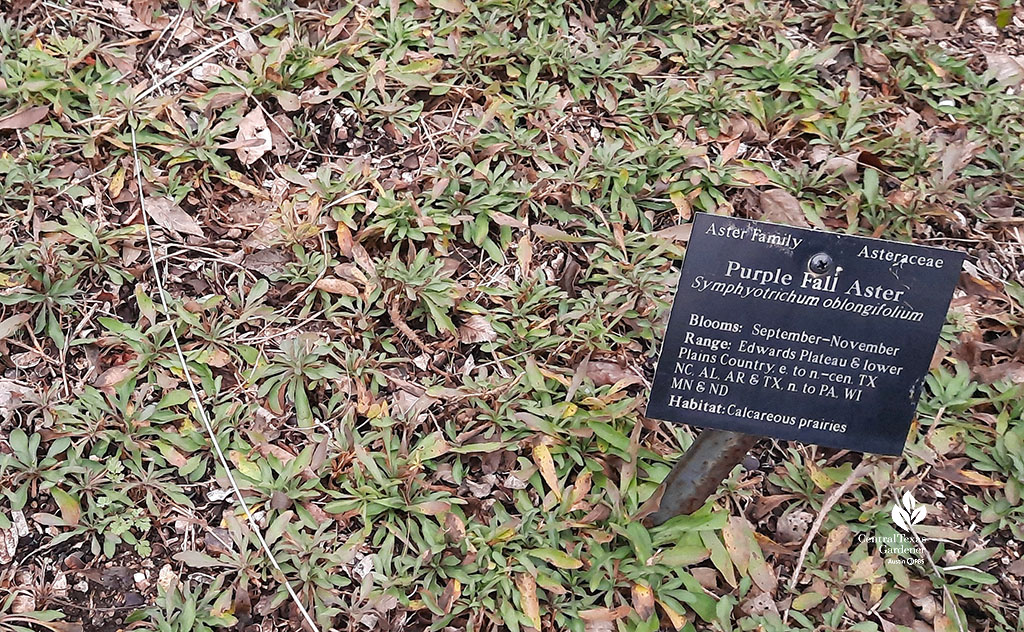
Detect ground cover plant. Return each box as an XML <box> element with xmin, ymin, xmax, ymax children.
<box><xmin>0</xmin><ymin>0</ymin><xmax>1022</xmax><ymax>630</ymax></box>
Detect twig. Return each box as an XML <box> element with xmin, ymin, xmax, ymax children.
<box><xmin>788</xmin><ymin>457</ymin><xmax>877</xmax><ymax>591</ymax></box>
<box><xmin>130</xmin><ymin>126</ymin><xmax>321</xmax><ymax>632</ymax></box>
<box><xmin>388</xmin><ymin>303</ymin><xmax>432</xmax><ymax>355</ymax></box>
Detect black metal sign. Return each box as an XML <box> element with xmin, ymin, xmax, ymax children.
<box><xmin>647</xmin><ymin>214</ymin><xmax>965</xmax><ymax>455</ymax></box>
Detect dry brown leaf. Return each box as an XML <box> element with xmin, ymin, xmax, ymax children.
<box><xmin>0</xmin><ymin>527</ymin><xmax>16</xmax><ymax>565</ymax></box>
<box><xmin>758</xmin><ymin>189</ymin><xmax>810</xmax><ymax>227</ymax></box>
<box><xmin>933</xmin><ymin>458</ymin><xmax>1003</xmax><ymax>487</ymax></box>
<box><xmin>234</xmin><ymin>108</ymin><xmax>272</xmax><ymax>166</ymax></box>
<box><xmin>653</xmin><ymin>223</ymin><xmax>693</xmax><ymax>243</ymax></box>
<box><xmin>725</xmin><ymin>516</ymin><xmax>778</xmax><ymax>593</ymax></box>
<box><xmin>268</xmin><ymin>114</ymin><xmax>294</xmax><ymax>156</ymax></box>
<box><xmin>657</xmin><ymin>599</ymin><xmax>688</xmax><ymax>630</ymax></box>
<box><xmin>986</xmin><ymin>52</ymin><xmax>1024</xmax><ymax>87</ymax></box>
<box><xmin>336</xmin><ymin>223</ymin><xmax>355</xmax><ymax>258</ymax></box>
<box><xmin>459</xmin><ymin>315</ymin><xmax>497</xmax><ymax>344</ymax></box>
<box><xmin>276</xmin><ymin>91</ymin><xmax>301</xmax><ymax>112</ymax></box>
<box><xmin>314</xmin><ymin>277</ymin><xmax>360</xmax><ymax>296</ymax></box>
<box><xmin>237</xmin><ymin>0</ymin><xmax>262</xmax><ymax>21</ymax></box>
<box><xmin>860</xmin><ymin>45</ymin><xmax>891</xmax><ymax>73</ymax></box>
<box><xmin>533</xmin><ymin>443</ymin><xmax>561</xmax><ymax>499</ymax></box>
<box><xmin>490</xmin><ymin>210</ymin><xmax>528</xmax><ymax>229</ymax></box>
<box><xmin>824</xmin><ymin>154</ymin><xmax>859</xmax><ymax>181</ymax></box>
<box><xmin>823</xmin><ymin>524</ymin><xmax>853</xmax><ymax>561</ymax></box>
<box><xmin>983</xmin><ymin>195</ymin><xmax>1015</xmax><ymax>219</ymax></box>
<box><xmin>722</xmin><ymin>518</ymin><xmax>751</xmax><ymax>575</ymax></box>
<box><xmin>733</xmin><ymin>169</ymin><xmax>772</xmax><ymax>186</ymax></box>
<box><xmin>100</xmin><ymin>0</ymin><xmax>152</xmax><ymax>31</ymax></box>
<box><xmin>431</xmin><ymin>0</ymin><xmax>465</xmax><ymax>12</ymax></box>
<box><xmin>10</xmin><ymin>592</ymin><xmax>35</xmax><ymax>614</ymax></box>
<box><xmin>243</xmin><ymin>249</ymin><xmax>290</xmax><ymax>276</ymax></box>
<box><xmin>720</xmin><ymin>137</ymin><xmax>742</xmax><ymax>164</ymax></box>
<box><xmin>207</xmin><ymin>348</ymin><xmax>231</xmax><ymax>368</ymax></box>
<box><xmin>532</xmin><ymin>224</ymin><xmax>588</xmax><ymax>243</ymax></box>
<box><xmin>0</xmin><ymin>314</ymin><xmax>29</xmax><ymax>341</ymax></box>
<box><xmin>190</xmin><ymin>62</ymin><xmax>223</xmax><ymax>82</ymax></box>
<box><xmin>0</xmin><ymin>106</ymin><xmax>49</xmax><ymax>130</ymax></box>
<box><xmin>579</xmin><ymin>605</ymin><xmax>631</xmax><ymax>621</ymax></box>
<box><xmin>517</xmin><ymin>233</ymin><xmax>532</xmax><ymax>276</ymax></box>
<box><xmin>586</xmin><ymin>361</ymin><xmax>640</xmax><ymax>387</ymax></box>
<box><xmin>145</xmin><ymin>196</ymin><xmax>205</xmax><ymax>237</ymax></box>
<box><xmin>975</xmin><ymin>362</ymin><xmax>1024</xmax><ymax>385</ymax></box>
<box><xmin>94</xmin><ymin>365</ymin><xmax>135</xmax><ymax>389</ymax></box>
<box><xmin>173</xmin><ymin>15</ymin><xmax>203</xmax><ymax>45</ymax></box>
<box><xmin>939</xmin><ymin>140</ymin><xmax>983</xmax><ymax>184</ymax></box>
<box><xmin>439</xmin><ymin>578</ymin><xmax>461</xmax><ymax>614</ymax></box>
<box><xmin>516</xmin><ymin>573</ymin><xmax>541</xmax><ymax>630</ymax></box>
<box><xmin>631</xmin><ymin>583</ymin><xmax>655</xmax><ymax>619</ymax></box>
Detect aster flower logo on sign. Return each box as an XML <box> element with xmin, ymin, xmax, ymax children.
<box><xmin>891</xmin><ymin>492</ymin><xmax>927</xmax><ymax>532</ymax></box>
<box><xmin>646</xmin><ymin>213</ymin><xmax>964</xmax><ymax>456</ymax></box>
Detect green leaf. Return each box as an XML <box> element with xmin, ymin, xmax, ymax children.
<box><xmin>8</xmin><ymin>428</ymin><xmax>29</xmax><ymax>459</ymax></box>
<box><xmin>49</xmin><ymin>487</ymin><xmax>81</xmax><ymax>526</ymax></box>
<box><xmin>173</xmin><ymin>550</ymin><xmax>227</xmax><ymax>568</ymax></box>
<box><xmin>526</xmin><ymin>547</ymin><xmax>583</xmax><ymax>569</ymax></box>
<box><xmin>589</xmin><ymin>422</ymin><xmax>630</xmax><ymax>453</ymax></box>
<box><xmin>792</xmin><ymin>591</ymin><xmax>826</xmax><ymax>610</ymax></box>
<box><xmin>863</xmin><ymin>168</ymin><xmax>880</xmax><ymax>205</ymax></box>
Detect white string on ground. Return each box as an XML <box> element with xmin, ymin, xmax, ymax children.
<box><xmin>130</xmin><ymin>126</ymin><xmax>321</xmax><ymax>632</ymax></box>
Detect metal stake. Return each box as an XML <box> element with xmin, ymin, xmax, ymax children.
<box><xmin>648</xmin><ymin>429</ymin><xmax>759</xmax><ymax>525</ymax></box>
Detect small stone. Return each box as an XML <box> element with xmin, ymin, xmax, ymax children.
<box><xmin>157</xmin><ymin>564</ymin><xmax>176</xmax><ymax>592</ymax></box>
<box><xmin>134</xmin><ymin>571</ymin><xmax>149</xmax><ymax>590</ymax></box>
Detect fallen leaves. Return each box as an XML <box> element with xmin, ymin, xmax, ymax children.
<box><xmin>430</xmin><ymin>0</ymin><xmax>465</xmax><ymax>13</ymax></box>
<box><xmin>586</xmin><ymin>360</ymin><xmax>641</xmax><ymax>387</ymax></box>
<box><xmin>974</xmin><ymin>361</ymin><xmax>1024</xmax><ymax>385</ymax></box>
<box><xmin>723</xmin><ymin>516</ymin><xmax>777</xmax><ymax>593</ymax></box>
<box><xmin>314</xmin><ymin>277</ymin><xmax>360</xmax><ymax>296</ymax></box>
<box><xmin>933</xmin><ymin>458</ymin><xmax>1003</xmax><ymax>487</ymax></box>
<box><xmin>144</xmin><ymin>196</ymin><xmax>205</xmax><ymax>237</ymax></box>
<box><xmin>0</xmin><ymin>379</ymin><xmax>33</xmax><ymax>419</ymax></box>
<box><xmin>985</xmin><ymin>52</ymin><xmax>1024</xmax><ymax>88</ymax></box>
<box><xmin>939</xmin><ymin>139</ymin><xmax>984</xmax><ymax>185</ymax></box>
<box><xmin>0</xmin><ymin>105</ymin><xmax>49</xmax><ymax>130</ymax></box>
<box><xmin>758</xmin><ymin>188</ymin><xmax>810</xmax><ymax>227</ymax></box>
<box><xmin>458</xmin><ymin>314</ymin><xmax>497</xmax><ymax>344</ymax></box>
<box><xmin>860</xmin><ymin>45</ymin><xmax>891</xmax><ymax>74</ymax></box>
<box><xmin>516</xmin><ymin>573</ymin><xmax>542</xmax><ymax>630</ymax></box>
<box><xmin>232</xmin><ymin>108</ymin><xmax>273</xmax><ymax>165</ymax></box>
<box><xmin>532</xmin><ymin>443</ymin><xmax>561</xmax><ymax>500</ymax></box>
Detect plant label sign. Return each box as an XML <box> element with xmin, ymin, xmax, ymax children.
<box><xmin>646</xmin><ymin>214</ymin><xmax>965</xmax><ymax>455</ymax></box>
